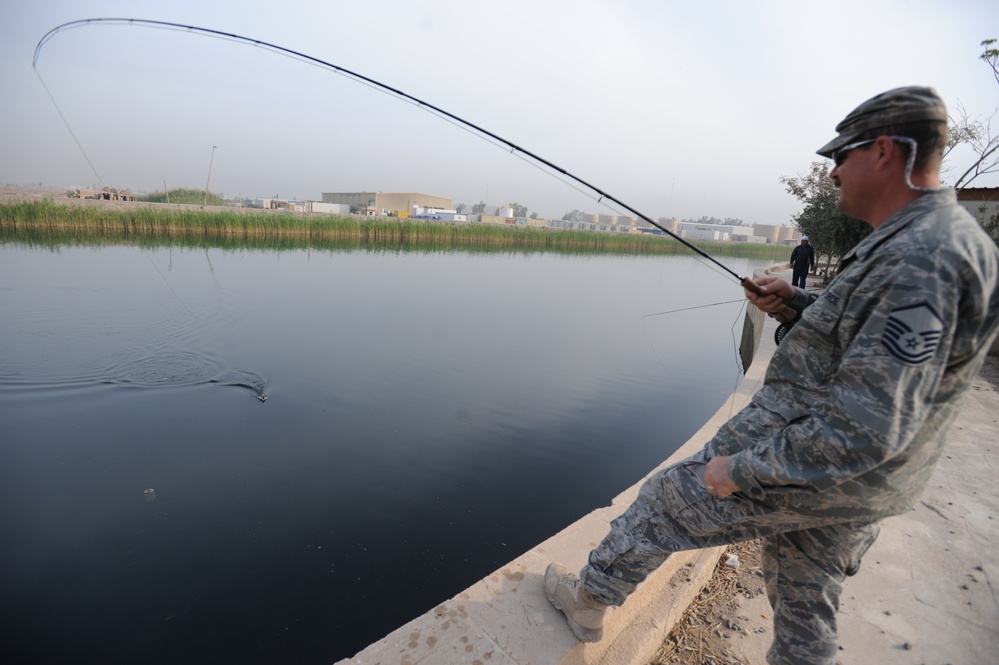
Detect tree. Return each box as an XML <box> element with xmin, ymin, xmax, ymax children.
<box><xmin>678</xmin><ymin>215</ymin><xmax>745</xmax><ymax>226</ymax></box>
<box><xmin>779</xmin><ymin>162</ymin><xmax>871</xmax><ymax>277</ymax></box>
<box><xmin>510</xmin><ymin>202</ymin><xmax>528</xmax><ymax>218</ymax></box>
<box><xmin>946</xmin><ymin>101</ymin><xmax>999</xmax><ymax>189</ymax></box>
<box><xmin>940</xmin><ymin>37</ymin><xmax>999</xmax><ymax>245</ymax></box>
<box><xmin>982</xmin><ymin>37</ymin><xmax>998</xmax><ymax>85</ymax></box>
<box><xmin>973</xmin><ymin>202</ymin><xmax>999</xmax><ymax>242</ymax></box>
<box><xmin>561</xmin><ymin>209</ymin><xmax>584</xmax><ymax>222</ymax></box>
<box><xmin>455</xmin><ymin>202</ymin><xmax>467</xmax><ymax>214</ymax></box>
<box><xmin>471</xmin><ymin>200</ymin><xmax>486</xmax><ymax>214</ymax></box>
<box><xmin>946</xmin><ymin>38</ymin><xmax>999</xmax><ymax>189</ymax></box>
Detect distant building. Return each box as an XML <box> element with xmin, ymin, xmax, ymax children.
<box><xmin>752</xmin><ymin>224</ymin><xmax>783</xmax><ymax>243</ymax></box>
<box><xmin>731</xmin><ymin>234</ymin><xmax>771</xmax><ymax>244</ymax></box>
<box><xmin>753</xmin><ymin>224</ymin><xmax>801</xmax><ymax>245</ymax></box>
<box><xmin>777</xmin><ymin>225</ymin><xmax>800</xmax><ymax>244</ymax></box>
<box><xmin>957</xmin><ymin>187</ymin><xmax>999</xmax><ymax>227</ymax></box>
<box><xmin>309</xmin><ymin>202</ymin><xmax>351</xmax><ymax>215</ymax></box>
<box><xmin>677</xmin><ymin>222</ymin><xmax>757</xmax><ymax>241</ymax></box>
<box><xmin>657</xmin><ymin>217</ymin><xmax>680</xmax><ymax>233</ymax></box>
<box><xmin>321</xmin><ymin>191</ymin><xmax>453</xmax><ymax>217</ymax></box>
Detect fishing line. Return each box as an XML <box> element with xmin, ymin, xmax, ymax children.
<box><xmin>32</xmin><ymin>22</ymin><xmax>269</xmax><ymax>402</ymax></box>
<box><xmin>642</xmin><ymin>298</ymin><xmax>745</xmax><ymax>318</ymax></box>
<box><xmin>725</xmin><ymin>298</ymin><xmax>751</xmax><ymax>418</ymax></box>
<box><xmin>32</xmin><ymin>70</ymin><xmax>104</xmax><ymax>189</ymax></box>
<box><xmin>33</xmin><ymin>66</ymin><xmax>198</xmax><ymax>323</ymax></box>
<box><xmin>32</xmin><ymin>33</ymin><xmax>199</xmax><ymax>322</ymax></box>
<box><xmin>639</xmin><ymin>296</ymin><xmax>749</xmax><ymax>377</ymax></box>
<box><xmin>32</xmin><ymin>17</ymin><xmax>791</xmax><ymax>311</ymax></box>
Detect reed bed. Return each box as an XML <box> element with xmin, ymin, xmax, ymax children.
<box><xmin>140</xmin><ymin>188</ymin><xmax>225</xmax><ymax>206</ymax></box>
<box><xmin>1</xmin><ymin>199</ymin><xmax>791</xmax><ymax>260</ymax></box>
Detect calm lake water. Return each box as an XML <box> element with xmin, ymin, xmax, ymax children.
<box><xmin>0</xmin><ymin>241</ymin><xmax>769</xmax><ymax>663</ymax></box>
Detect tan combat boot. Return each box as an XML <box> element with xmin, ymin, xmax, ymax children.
<box><xmin>544</xmin><ymin>562</ymin><xmax>610</xmax><ymax>642</ymax></box>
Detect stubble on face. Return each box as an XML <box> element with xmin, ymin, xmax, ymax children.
<box><xmin>830</xmin><ymin>154</ymin><xmax>868</xmax><ymax>219</ymax></box>
<box><xmin>831</xmin><ymin>174</ymin><xmax>848</xmax><ymax>213</ymax></box>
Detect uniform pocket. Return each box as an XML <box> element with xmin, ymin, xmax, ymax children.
<box><xmin>657</xmin><ymin>456</ymin><xmax>777</xmax><ymax>538</ymax></box>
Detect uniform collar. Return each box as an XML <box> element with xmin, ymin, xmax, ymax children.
<box><xmin>839</xmin><ymin>188</ymin><xmax>956</xmax><ymax>267</ymax></box>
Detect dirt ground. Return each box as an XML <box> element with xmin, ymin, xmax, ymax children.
<box><xmin>0</xmin><ymin>185</ymin><xmax>67</xmax><ymax>199</ymax></box>
<box><xmin>1</xmin><ymin>184</ymin><xmax>209</xmax><ymax>214</ymax></box>
<box><xmin>2</xmin><ymin>184</ymin><xmax>136</xmax><ymax>207</ymax></box>
<box><xmin>654</xmin><ymin>354</ymin><xmax>999</xmax><ymax>665</ymax></box>
<box><xmin>978</xmin><ymin>351</ymin><xmax>999</xmax><ymax>389</ymax></box>
<box><xmin>0</xmin><ymin>184</ymin><xmax>319</xmax><ymax>218</ymax></box>
<box><xmin>651</xmin><ymin>539</ymin><xmax>768</xmax><ymax>665</ymax></box>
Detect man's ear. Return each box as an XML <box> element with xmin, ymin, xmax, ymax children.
<box><xmin>873</xmin><ymin>135</ymin><xmax>903</xmax><ymax>171</ymax></box>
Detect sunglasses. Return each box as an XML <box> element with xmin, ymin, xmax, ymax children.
<box><xmin>832</xmin><ymin>138</ymin><xmax>877</xmax><ymax>167</ymax></box>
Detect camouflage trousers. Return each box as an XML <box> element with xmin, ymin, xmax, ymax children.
<box><xmin>580</xmin><ymin>449</ymin><xmax>880</xmax><ymax>665</ymax></box>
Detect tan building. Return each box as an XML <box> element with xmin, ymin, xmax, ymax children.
<box><xmin>752</xmin><ymin>224</ymin><xmax>782</xmax><ymax>243</ymax></box>
<box><xmin>321</xmin><ymin>191</ymin><xmax>453</xmax><ymax>216</ymax></box>
<box><xmin>657</xmin><ymin>217</ymin><xmax>680</xmax><ymax>233</ymax></box>
<box><xmin>777</xmin><ymin>225</ymin><xmax>799</xmax><ymax>244</ymax></box>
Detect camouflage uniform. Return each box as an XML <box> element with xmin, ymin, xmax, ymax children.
<box><xmin>580</xmin><ymin>186</ymin><xmax>999</xmax><ymax>665</ymax></box>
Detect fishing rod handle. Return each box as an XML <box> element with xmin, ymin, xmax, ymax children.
<box><xmin>740</xmin><ymin>277</ymin><xmax>799</xmax><ymax>324</ymax></box>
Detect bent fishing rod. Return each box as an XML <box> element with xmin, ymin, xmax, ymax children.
<box><xmin>33</xmin><ymin>17</ymin><xmax>795</xmax><ymax>322</ymax></box>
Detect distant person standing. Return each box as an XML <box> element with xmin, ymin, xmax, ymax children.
<box><xmin>790</xmin><ymin>236</ymin><xmax>816</xmax><ymax>288</ymax></box>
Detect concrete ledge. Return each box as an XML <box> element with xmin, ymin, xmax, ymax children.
<box><xmin>338</xmin><ymin>279</ymin><xmax>780</xmax><ymax>665</ymax></box>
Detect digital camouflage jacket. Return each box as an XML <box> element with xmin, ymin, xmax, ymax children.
<box><xmin>712</xmin><ymin>188</ymin><xmax>999</xmax><ymax>520</ymax></box>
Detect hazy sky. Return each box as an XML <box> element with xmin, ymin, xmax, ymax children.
<box><xmin>3</xmin><ymin>0</ymin><xmax>998</xmax><ymax>224</ymax></box>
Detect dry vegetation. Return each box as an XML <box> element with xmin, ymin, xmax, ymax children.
<box><xmin>652</xmin><ymin>540</ymin><xmax>769</xmax><ymax>665</ymax></box>
<box><xmin>651</xmin><ymin>357</ymin><xmax>999</xmax><ymax>665</ymax></box>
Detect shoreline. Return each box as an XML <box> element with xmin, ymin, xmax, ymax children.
<box><xmin>0</xmin><ymin>186</ymin><xmax>794</xmax><ymax>260</ymax></box>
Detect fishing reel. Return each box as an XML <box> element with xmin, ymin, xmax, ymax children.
<box><xmin>774</xmin><ymin>319</ymin><xmax>796</xmax><ymax>346</ymax></box>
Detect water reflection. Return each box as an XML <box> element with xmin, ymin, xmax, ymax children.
<box><xmin>0</xmin><ymin>242</ymin><xmax>768</xmax><ymax>663</ymax></box>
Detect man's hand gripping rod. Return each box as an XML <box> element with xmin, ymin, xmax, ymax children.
<box><xmin>740</xmin><ymin>278</ymin><xmax>798</xmax><ymax>324</ymax></box>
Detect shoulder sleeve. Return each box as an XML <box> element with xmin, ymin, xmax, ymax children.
<box><xmin>787</xmin><ymin>286</ymin><xmax>818</xmax><ymax>315</ymax></box>
<box><xmin>728</xmin><ymin>249</ymin><xmax>966</xmax><ymax>494</ymax></box>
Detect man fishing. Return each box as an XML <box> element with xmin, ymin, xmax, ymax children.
<box><xmin>544</xmin><ymin>86</ymin><xmax>999</xmax><ymax>665</ymax></box>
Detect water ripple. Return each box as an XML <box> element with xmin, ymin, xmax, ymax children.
<box><xmin>0</xmin><ymin>350</ymin><xmax>267</xmax><ymax>401</ymax></box>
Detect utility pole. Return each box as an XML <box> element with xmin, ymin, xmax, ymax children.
<box><xmin>204</xmin><ymin>145</ymin><xmax>218</xmax><ymax>206</ymax></box>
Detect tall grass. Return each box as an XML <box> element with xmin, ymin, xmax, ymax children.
<box><xmin>1</xmin><ymin>199</ymin><xmax>791</xmax><ymax>260</ymax></box>
<box><xmin>140</xmin><ymin>188</ymin><xmax>224</xmax><ymax>205</ymax></box>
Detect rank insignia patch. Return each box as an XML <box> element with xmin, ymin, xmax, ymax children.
<box><xmin>882</xmin><ymin>302</ymin><xmax>944</xmax><ymax>365</ymax></box>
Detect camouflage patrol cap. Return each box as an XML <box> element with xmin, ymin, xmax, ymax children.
<box><xmin>816</xmin><ymin>86</ymin><xmax>947</xmax><ymax>158</ymax></box>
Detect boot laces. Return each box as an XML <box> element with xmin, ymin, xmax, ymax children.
<box><xmin>556</xmin><ymin>571</ymin><xmax>581</xmax><ymax>594</ymax></box>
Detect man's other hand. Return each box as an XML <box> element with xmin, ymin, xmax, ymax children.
<box><xmin>704</xmin><ymin>455</ymin><xmax>741</xmax><ymax>498</ymax></box>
